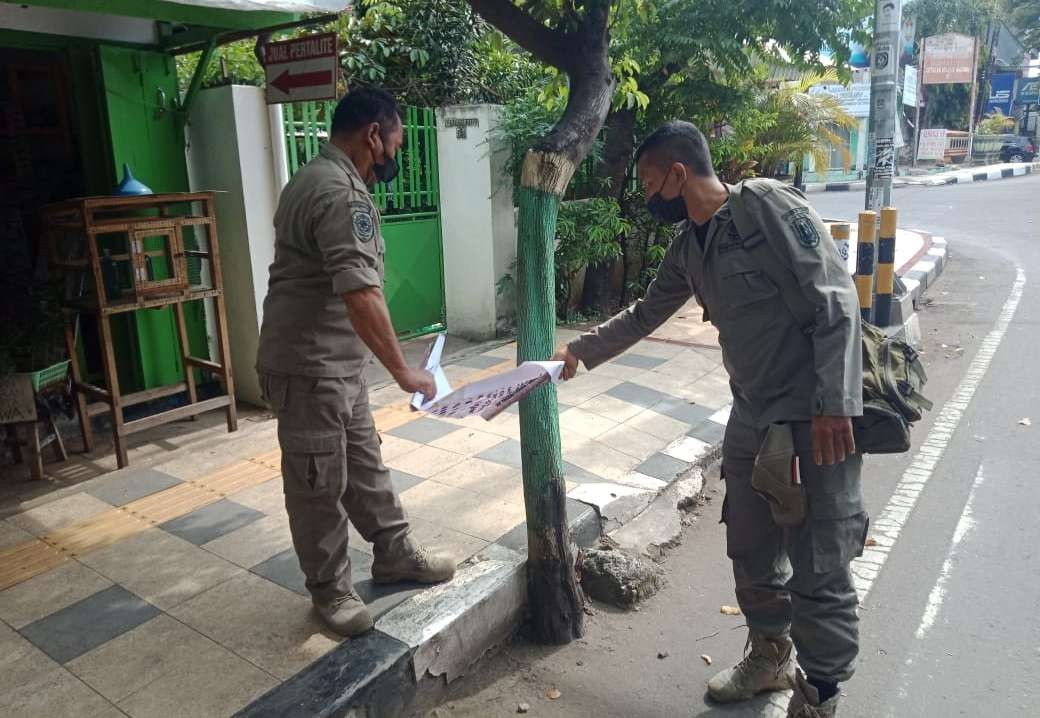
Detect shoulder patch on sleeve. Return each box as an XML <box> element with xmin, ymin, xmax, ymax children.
<box><xmin>351</xmin><ymin>206</ymin><xmax>375</xmax><ymax>243</ymax></box>
<box><xmin>782</xmin><ymin>206</ymin><xmax>821</xmax><ymax>248</ymax></box>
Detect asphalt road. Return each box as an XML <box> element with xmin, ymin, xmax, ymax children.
<box><xmin>430</xmin><ymin>175</ymin><xmax>1040</xmax><ymax>718</ymax></box>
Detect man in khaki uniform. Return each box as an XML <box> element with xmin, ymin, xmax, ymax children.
<box><xmin>257</xmin><ymin>88</ymin><xmax>454</xmax><ymax>637</ymax></box>
<box><xmin>555</xmin><ymin>121</ymin><xmax>864</xmax><ymax>717</ymax></box>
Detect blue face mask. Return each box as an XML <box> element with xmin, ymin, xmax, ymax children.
<box><xmin>646</xmin><ymin>171</ymin><xmax>687</xmax><ymax>224</ymax></box>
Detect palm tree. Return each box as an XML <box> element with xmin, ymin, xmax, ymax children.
<box><xmin>747</xmin><ymin>69</ymin><xmax>859</xmax><ymax>183</ymax></box>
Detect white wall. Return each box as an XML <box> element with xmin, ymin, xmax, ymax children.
<box><xmin>186</xmin><ymin>86</ymin><xmax>281</xmax><ymax>406</ymax></box>
<box><xmin>436</xmin><ymin>105</ymin><xmax>517</xmax><ymax>340</ymax></box>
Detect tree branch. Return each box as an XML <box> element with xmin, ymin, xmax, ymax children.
<box><xmin>467</xmin><ymin>0</ymin><xmax>571</xmax><ymax>70</ymax></box>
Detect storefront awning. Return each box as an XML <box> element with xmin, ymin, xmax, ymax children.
<box><xmin>167</xmin><ymin>0</ymin><xmax>348</xmax><ymax>11</ymax></box>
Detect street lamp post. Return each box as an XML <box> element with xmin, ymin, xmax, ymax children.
<box><xmin>865</xmin><ymin>0</ymin><xmax>902</xmax><ymax>212</ymax></box>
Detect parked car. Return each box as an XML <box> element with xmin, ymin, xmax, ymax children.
<box><xmin>1000</xmin><ymin>136</ymin><xmax>1037</xmax><ymax>163</ymax></box>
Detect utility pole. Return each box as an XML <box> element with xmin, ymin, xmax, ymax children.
<box><xmin>865</xmin><ymin>0</ymin><xmax>902</xmax><ymax>212</ymax></box>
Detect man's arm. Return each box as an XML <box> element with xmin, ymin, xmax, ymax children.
<box><xmin>557</xmin><ymin>233</ymin><xmax>694</xmax><ymax>377</ymax></box>
<box><xmin>343</xmin><ymin>288</ymin><xmax>434</xmax><ymax>398</ymax></box>
<box><xmin>750</xmin><ymin>185</ymin><xmax>861</xmax><ymax>464</ymax></box>
<box><xmin>312</xmin><ymin>192</ymin><xmax>433</xmax><ymax>398</ymax></box>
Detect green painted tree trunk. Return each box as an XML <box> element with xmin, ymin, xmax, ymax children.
<box><xmin>515</xmin><ymin>173</ymin><xmax>583</xmax><ymax>643</ymax></box>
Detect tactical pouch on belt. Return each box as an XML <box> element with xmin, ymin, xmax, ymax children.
<box><xmin>751</xmin><ymin>423</ymin><xmax>805</xmax><ymax>527</ymax></box>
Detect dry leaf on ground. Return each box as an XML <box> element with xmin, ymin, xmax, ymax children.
<box><xmin>701</xmin><ymin>654</ymin><xmax>713</xmax><ymax>665</ymax></box>
<box><xmin>1020</xmin><ymin>418</ymin><xmax>1032</xmax><ymax>427</ymax></box>
<box><xmin>547</xmin><ymin>688</ymin><xmax>562</xmax><ymax>700</ymax></box>
<box><xmin>865</xmin><ymin>537</ymin><xmax>878</xmax><ymax>547</ymax></box>
<box><xmin>720</xmin><ymin>605</ymin><xmax>742</xmax><ymax>616</ymax></box>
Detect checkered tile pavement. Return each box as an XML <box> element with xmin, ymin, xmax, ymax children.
<box><xmin>0</xmin><ymin>311</ymin><xmax>731</xmax><ymax>717</ymax></box>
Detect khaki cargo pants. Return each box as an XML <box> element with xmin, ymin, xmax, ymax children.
<box><xmin>260</xmin><ymin>373</ymin><xmax>410</xmax><ymax>603</ymax></box>
<box><xmin>722</xmin><ymin>416</ymin><xmax>867</xmax><ymax>684</ymax></box>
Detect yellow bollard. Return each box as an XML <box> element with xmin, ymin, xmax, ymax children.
<box><xmin>875</xmin><ymin>208</ymin><xmax>897</xmax><ymax>326</ymax></box>
<box><xmin>855</xmin><ymin>211</ymin><xmax>877</xmax><ymax>322</ymax></box>
<box><xmin>830</xmin><ymin>222</ymin><xmax>852</xmax><ymax>267</ymax></box>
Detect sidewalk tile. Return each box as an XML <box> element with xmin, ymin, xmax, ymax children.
<box><xmin>170</xmin><ymin>572</ymin><xmax>339</xmax><ymax>680</ymax></box>
<box><xmin>596</xmin><ymin>424</ymin><xmax>671</xmax><ymax>462</ymax></box>
<box><xmin>0</xmin><ymin>520</ymin><xmax>33</xmax><ymax>551</ymax></box>
<box><xmin>663</xmin><ymin>436</ymin><xmax>711</xmax><ymax>463</ymax></box>
<box><xmin>401</xmin><ymin>482</ymin><xmax>526</xmax><ymax>542</ymax></box>
<box><xmin>653</xmin><ymin>349</ymin><xmax>721</xmax><ymax>378</ymax></box>
<box><xmin>652</xmin><ymin>398</ymin><xmax>714</xmax><ymax>425</ymax></box>
<box><xmin>202</xmin><ymin>514</ymin><xmax>294</xmax><ymax>569</ymax></box>
<box><xmin>66</xmin><ymin>615</ymin><xmax>243</xmax><ymax>704</ymax></box>
<box><xmin>483</xmin><ymin>343</ymin><xmax>518</xmax><ymax>360</ymax></box>
<box><xmin>689</xmin><ymin>418</ymin><xmax>726</xmax><ymax>445</ymax></box>
<box><xmin>625</xmin><ymin>408</ymin><xmax>693</xmax><ymax>442</ymax></box>
<box><xmin>476</xmin><ymin>438</ymin><xmax>523</xmax><ymax>469</ymax></box>
<box><xmin>228</xmin><ymin>477</ymin><xmax>285</xmax><ymax>516</ymax></box>
<box><xmin>564</xmin><ymin>439</ymin><xmax>643</xmax><ymax>482</ymax></box>
<box><xmin>430</xmin><ymin>458</ymin><xmax>522</xmax><ymax>499</ymax></box>
<box><xmin>109</xmin><ymin>622</ymin><xmax>278</xmax><ymax>717</ymax></box>
<box><xmin>159</xmin><ymin>499</ymin><xmax>264</xmax><ymax>546</ymax></box>
<box><xmin>611</xmin><ymin>353</ymin><xmax>668</xmax><ymax>370</ymax></box>
<box><xmin>563</xmin><ymin>462</ymin><xmax>607</xmax><ymax>484</ymax></box>
<box><xmin>626</xmin><ymin>371</ymin><xmax>703</xmax><ymax>400</ymax></box>
<box><xmin>0</xmin><ymin>632</ymin><xmax>117</xmax><ymax>718</ymax></box>
<box><xmin>476</xmin><ymin>412</ymin><xmax>523</xmax><ymax>440</ymax></box>
<box><xmin>636</xmin><ymin>452</ymin><xmax>692</xmax><ymax>482</ymax></box>
<box><xmin>80</xmin><ymin>529</ymin><xmax>242</xmax><ymax>611</ymax></box>
<box><xmin>589</xmin><ymin>362</ymin><xmax>648</xmax><ymax>381</ymax></box>
<box><xmin>622</xmin><ymin>341</ymin><xmax>686</xmax><ymax>360</ymax></box>
<box><xmin>85</xmin><ymin>469</ymin><xmax>183</xmax><ymax>507</ymax></box>
<box><xmin>559</xmin><ymin>407</ymin><xmax>619</xmax><ymax>439</ymax></box>
<box><xmin>0</xmin><ymin>561</ymin><xmax>112</xmax><ymax>629</ymax></box>
<box><xmin>8</xmin><ymin>493</ymin><xmax>112</xmax><ymax>537</ymax></box>
<box><xmin>680</xmin><ymin>370</ymin><xmax>733</xmax><ymax>409</ymax></box>
<box><xmin>19</xmin><ymin>585</ymin><xmax>160</xmax><ymax>664</ymax></box>
<box><xmin>386</xmin><ymin>417</ymin><xmax>459</xmax><ymax>444</ymax></box>
<box><xmin>378</xmin><ymin>435</ymin><xmax>424</xmax><ymax>463</ymax></box>
<box><xmin>606</xmin><ymin>381</ymin><xmax>671</xmax><ymax>409</ymax></box>
<box><xmin>386</xmin><ymin>444</ymin><xmax>466</xmax><ymax>479</ymax></box>
<box><xmin>390</xmin><ymin>469</ymin><xmax>425</xmax><ymax>493</ymax></box>
<box><xmin>577</xmin><ymin>394</ymin><xmax>645</xmax><ymax>423</ymax></box>
<box><xmin>251</xmin><ymin>547</ymin><xmax>308</xmax><ymax>596</ymax></box>
<box><xmin>404</xmin><ymin>516</ymin><xmax>488</xmax><ymax>563</ymax></box>
<box><xmin>453</xmin><ymin>354</ymin><xmax>506</xmax><ymax>370</ymax></box>
<box><xmin>555</xmin><ymin>374</ymin><xmax>622</xmax><ymax>406</ymax></box>
<box><xmin>429</xmin><ymin>427</ymin><xmax>506</xmax><ymax>456</ymax></box>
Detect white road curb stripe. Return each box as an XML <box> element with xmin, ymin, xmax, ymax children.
<box><xmin>851</xmin><ymin>267</ymin><xmax>1027</xmax><ymax>603</ymax></box>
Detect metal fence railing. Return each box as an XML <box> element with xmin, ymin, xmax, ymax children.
<box><xmin>283</xmin><ymin>102</ymin><xmax>439</xmax><ymax>218</ymax></box>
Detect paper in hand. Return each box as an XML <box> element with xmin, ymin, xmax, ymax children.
<box><xmin>411</xmin><ymin>334</ymin><xmax>453</xmax><ymax>411</ymax></box>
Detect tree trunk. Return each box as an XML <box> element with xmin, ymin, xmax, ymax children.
<box><xmin>580</xmin><ymin>107</ymin><xmax>637</xmax><ymax>316</ymax></box>
<box><xmin>468</xmin><ymin>0</ymin><xmax>614</xmax><ymax>646</ymax></box>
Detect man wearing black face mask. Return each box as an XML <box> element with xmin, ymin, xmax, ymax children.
<box><xmin>257</xmin><ymin>88</ymin><xmax>454</xmax><ymax>637</ymax></box>
<box><xmin>553</xmin><ymin>121</ymin><xmax>864</xmax><ymax>718</ymax></box>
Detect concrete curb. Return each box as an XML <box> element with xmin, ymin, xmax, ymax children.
<box><xmin>804</xmin><ymin>161</ymin><xmax>1038</xmax><ymax>193</ymax></box>
<box><xmin>237</xmin><ymin>237</ymin><xmax>947</xmax><ymax>718</ymax></box>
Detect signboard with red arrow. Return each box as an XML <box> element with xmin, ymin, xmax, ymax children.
<box><xmin>262</xmin><ymin>32</ymin><xmax>339</xmax><ymax>105</ymax></box>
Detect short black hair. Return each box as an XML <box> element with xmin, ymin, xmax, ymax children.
<box><xmin>330</xmin><ymin>87</ymin><xmax>401</xmax><ymax>138</ymax></box>
<box><xmin>635</xmin><ymin>120</ymin><xmax>714</xmax><ymax>177</ymax></box>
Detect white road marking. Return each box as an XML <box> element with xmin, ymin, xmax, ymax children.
<box><xmin>914</xmin><ymin>464</ymin><xmax>986</xmax><ymax>640</ymax></box>
<box><xmin>850</xmin><ymin>267</ymin><xmax>1027</xmax><ymax>603</ymax></box>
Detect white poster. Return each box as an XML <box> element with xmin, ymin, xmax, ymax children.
<box><xmin>917</xmin><ymin>129</ymin><xmax>948</xmax><ymax>160</ymax></box>
<box><xmin>809</xmin><ymin>83</ymin><xmax>871</xmax><ymax>117</ymax></box>
<box><xmin>903</xmin><ymin>65</ymin><xmax>919</xmax><ymax>106</ymax></box>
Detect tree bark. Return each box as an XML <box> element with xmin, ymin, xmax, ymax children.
<box><xmin>467</xmin><ymin>0</ymin><xmax>614</xmax><ymax>646</ymax></box>
<box><xmin>580</xmin><ymin>107</ymin><xmax>637</xmax><ymax>316</ymax></box>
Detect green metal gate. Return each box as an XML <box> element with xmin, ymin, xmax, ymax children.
<box><xmin>283</xmin><ymin>103</ymin><xmax>445</xmax><ymax>338</ymax></box>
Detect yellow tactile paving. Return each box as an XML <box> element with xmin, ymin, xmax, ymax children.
<box><xmin>0</xmin><ymin>356</ymin><xmax>519</xmax><ymax>593</ymax></box>
<box><xmin>0</xmin><ymin>460</ymin><xmax>279</xmax><ymax>592</ymax></box>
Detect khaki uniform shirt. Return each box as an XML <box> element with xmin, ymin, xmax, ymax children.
<box><xmin>569</xmin><ymin>179</ymin><xmax>862</xmax><ymax>428</ymax></box>
<box><xmin>257</xmin><ymin>143</ymin><xmax>386</xmax><ymax>377</ymax></box>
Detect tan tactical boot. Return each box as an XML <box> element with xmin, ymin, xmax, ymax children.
<box><xmin>787</xmin><ymin>670</ymin><xmax>840</xmax><ymax>717</ymax></box>
<box><xmin>707</xmin><ymin>632</ymin><xmax>796</xmax><ymax>703</ymax></box>
<box><xmin>313</xmin><ymin>591</ymin><xmax>374</xmax><ymax>637</ymax></box>
<box><xmin>371</xmin><ymin>539</ymin><xmax>455</xmax><ymax>585</ymax></box>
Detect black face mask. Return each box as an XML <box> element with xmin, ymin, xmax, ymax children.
<box><xmin>646</xmin><ymin>171</ymin><xmax>687</xmax><ymax>224</ymax></box>
<box><xmin>373</xmin><ymin>155</ymin><xmax>399</xmax><ymax>184</ymax></box>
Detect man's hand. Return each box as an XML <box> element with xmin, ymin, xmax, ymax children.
<box><xmin>552</xmin><ymin>346</ymin><xmax>580</xmax><ymax>381</ymax></box>
<box><xmin>395</xmin><ymin>368</ymin><xmax>436</xmax><ymax>401</ymax></box>
<box><xmin>811</xmin><ymin>415</ymin><xmax>856</xmax><ymax>466</ymax></box>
